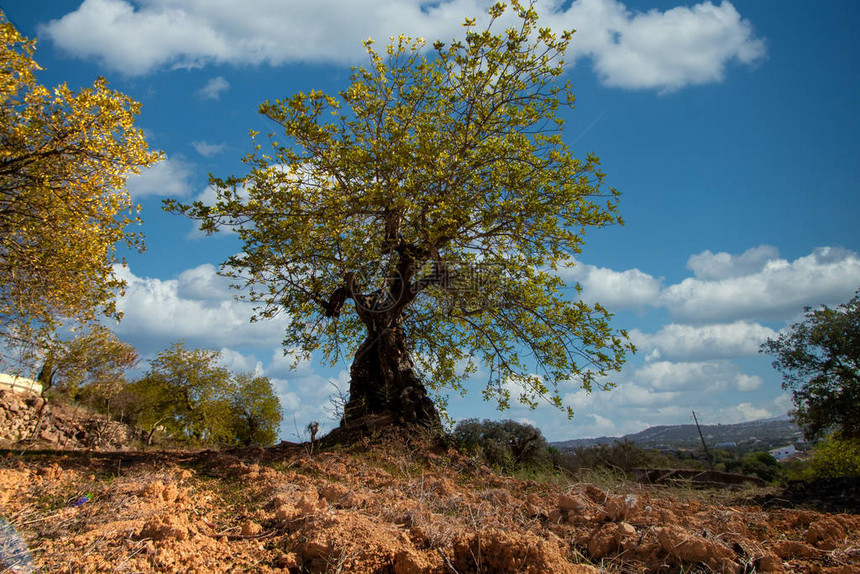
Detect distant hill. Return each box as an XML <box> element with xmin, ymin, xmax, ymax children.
<box><xmin>552</xmin><ymin>415</ymin><xmax>806</xmax><ymax>453</ymax></box>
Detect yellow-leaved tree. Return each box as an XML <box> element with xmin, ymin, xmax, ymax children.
<box><xmin>170</xmin><ymin>1</ymin><xmax>633</xmax><ymax>430</ymax></box>
<box><xmin>0</xmin><ymin>12</ymin><xmax>160</xmax><ymax>364</ymax></box>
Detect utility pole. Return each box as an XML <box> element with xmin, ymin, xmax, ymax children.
<box><xmin>692</xmin><ymin>411</ymin><xmax>713</xmax><ymax>468</ymax></box>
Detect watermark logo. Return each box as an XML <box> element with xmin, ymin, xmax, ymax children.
<box><xmin>349</xmin><ymin>259</ymin><xmax>504</xmax><ymax>315</ymax></box>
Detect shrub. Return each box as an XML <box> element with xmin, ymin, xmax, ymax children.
<box><xmin>454</xmin><ymin>419</ymin><xmax>552</xmax><ymax>471</ymax></box>
<box><xmin>807</xmin><ymin>434</ymin><xmax>860</xmax><ymax>479</ymax></box>
<box><xmin>739</xmin><ymin>451</ymin><xmax>784</xmax><ymax>483</ymax></box>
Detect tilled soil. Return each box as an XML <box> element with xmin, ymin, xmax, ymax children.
<box><xmin>1</xmin><ymin>435</ymin><xmax>858</xmax><ymax>573</ymax></box>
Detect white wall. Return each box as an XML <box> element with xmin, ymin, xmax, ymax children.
<box><xmin>0</xmin><ymin>373</ymin><xmax>42</xmax><ymax>395</ymax></box>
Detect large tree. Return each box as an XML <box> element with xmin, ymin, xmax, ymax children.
<box><xmin>0</xmin><ymin>12</ymin><xmax>159</xmax><ymax>361</ymax></box>
<box><xmin>761</xmin><ymin>290</ymin><xmax>860</xmax><ymax>441</ymax></box>
<box><xmin>169</xmin><ymin>2</ymin><xmax>632</xmax><ymax>428</ymax></box>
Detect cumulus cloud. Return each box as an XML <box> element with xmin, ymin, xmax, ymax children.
<box><xmin>125</xmin><ymin>155</ymin><xmax>194</xmax><ymax>198</ymax></box>
<box><xmin>559</xmin><ymin>261</ymin><xmax>662</xmax><ymax>309</ymax></box>
<box><xmin>268</xmin><ymin>348</ymin><xmax>316</xmax><ymax>379</ymax></box>
<box><xmin>660</xmin><ymin>246</ymin><xmax>860</xmax><ymax>323</ymax></box>
<box><xmin>192</xmin><ymin>140</ymin><xmax>227</xmax><ymax>157</ymax></box>
<box><xmin>196</xmin><ymin>76</ymin><xmax>230</xmax><ymax>100</ymax></box>
<box><xmin>110</xmin><ymin>264</ymin><xmax>287</xmax><ymax>352</ymax></box>
<box><xmin>635</xmin><ymin>359</ymin><xmax>763</xmax><ymax>394</ymax></box>
<box><xmin>175</xmin><ymin>263</ymin><xmax>234</xmax><ymax>301</ymax></box>
<box><xmin>549</xmin><ymin>0</ymin><xmax>765</xmax><ymax>92</ymax></box>
<box><xmin>714</xmin><ymin>401</ymin><xmax>771</xmax><ymax>423</ymax></box>
<box><xmin>630</xmin><ymin>321</ymin><xmax>777</xmax><ymax>362</ymax></box>
<box><xmin>735</xmin><ymin>374</ymin><xmax>762</xmax><ymax>392</ymax></box>
<box><xmin>268</xmin><ymin>367</ymin><xmax>350</xmax><ymax>438</ymax></box>
<box><xmin>545</xmin><ymin>371</ymin><xmax>773</xmax><ymax>439</ymax></box>
<box><xmin>216</xmin><ymin>347</ymin><xmax>263</xmax><ymax>375</ymax></box>
<box><xmin>106</xmin><ymin>262</ymin><xmax>354</xmax><ymax>439</ymax></box>
<box><xmin>40</xmin><ymin>0</ymin><xmax>764</xmax><ymax>92</ymax></box>
<box><xmin>686</xmin><ymin>245</ymin><xmax>780</xmax><ymax>280</ymax></box>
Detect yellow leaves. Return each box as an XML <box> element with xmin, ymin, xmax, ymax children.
<box><xmin>0</xmin><ymin>11</ymin><xmax>159</xmax><ymax>353</ymax></box>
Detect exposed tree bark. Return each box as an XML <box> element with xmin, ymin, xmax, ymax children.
<box><xmin>343</xmin><ymin>319</ymin><xmax>441</xmax><ymax>429</ymax></box>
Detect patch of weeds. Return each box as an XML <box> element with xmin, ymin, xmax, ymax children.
<box><xmin>507</xmin><ymin>465</ymin><xmax>569</xmax><ymax>485</ymax></box>
<box><xmin>262</xmin><ymin>459</ymin><xmax>296</xmax><ymax>474</ymax></box>
<box><xmin>570</xmin><ymin>466</ymin><xmax>635</xmax><ymax>492</ymax></box>
<box><xmin>195</xmin><ymin>474</ymin><xmax>256</xmax><ymax>511</ymax></box>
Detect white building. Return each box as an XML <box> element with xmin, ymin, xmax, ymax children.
<box><xmin>769</xmin><ymin>445</ymin><xmax>797</xmax><ymax>460</ymax></box>
<box><xmin>0</xmin><ymin>373</ymin><xmax>42</xmax><ymax>395</ymax></box>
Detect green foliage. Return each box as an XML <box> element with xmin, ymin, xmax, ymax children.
<box><xmin>0</xmin><ymin>13</ymin><xmax>160</xmax><ymax>359</ymax></box>
<box><xmin>454</xmin><ymin>418</ymin><xmax>551</xmax><ymax>471</ymax></box>
<box><xmin>167</xmin><ymin>1</ymin><xmax>632</xmax><ymax>419</ymax></box>
<box><xmin>738</xmin><ymin>451</ymin><xmax>783</xmax><ymax>483</ymax></box>
<box><xmin>127</xmin><ymin>342</ymin><xmax>282</xmax><ymax>446</ymax></box>
<box><xmin>38</xmin><ymin>326</ymin><xmax>138</xmax><ymax>416</ymax></box>
<box><xmin>229</xmin><ymin>372</ymin><xmax>283</xmax><ymax>447</ymax></box>
<box><xmin>761</xmin><ymin>289</ymin><xmax>860</xmax><ymax>440</ymax></box>
<box><xmin>807</xmin><ymin>434</ymin><xmax>860</xmax><ymax>479</ymax></box>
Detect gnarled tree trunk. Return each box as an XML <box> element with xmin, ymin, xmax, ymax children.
<box><xmin>343</xmin><ymin>322</ymin><xmax>440</xmax><ymax>429</ymax></box>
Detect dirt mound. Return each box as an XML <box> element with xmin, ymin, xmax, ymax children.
<box><xmin>1</xmin><ymin>434</ymin><xmax>858</xmax><ymax>572</ymax></box>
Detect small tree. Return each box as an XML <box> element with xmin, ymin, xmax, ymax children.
<box><xmin>169</xmin><ymin>1</ymin><xmax>632</xmax><ymax>430</ymax></box>
<box><xmin>128</xmin><ymin>343</ymin><xmax>283</xmax><ymax>446</ymax></box>
<box><xmin>761</xmin><ymin>290</ymin><xmax>860</xmax><ymax>440</ymax></box>
<box><xmin>128</xmin><ymin>343</ymin><xmax>235</xmax><ymax>443</ymax></box>
<box><xmin>37</xmin><ymin>326</ymin><xmax>138</xmax><ymax>409</ymax></box>
<box><xmin>0</xmin><ymin>13</ymin><xmax>160</xmax><ymax>361</ymax></box>
<box><xmin>807</xmin><ymin>434</ymin><xmax>860</xmax><ymax>479</ymax></box>
<box><xmin>229</xmin><ymin>372</ymin><xmax>283</xmax><ymax>447</ymax></box>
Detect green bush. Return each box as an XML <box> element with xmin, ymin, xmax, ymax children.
<box><xmin>739</xmin><ymin>451</ymin><xmax>784</xmax><ymax>483</ymax></box>
<box><xmin>454</xmin><ymin>419</ymin><xmax>552</xmax><ymax>471</ymax></box>
<box><xmin>807</xmin><ymin>434</ymin><xmax>860</xmax><ymax>479</ymax></box>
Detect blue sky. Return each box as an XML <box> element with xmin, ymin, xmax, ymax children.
<box><xmin>3</xmin><ymin>0</ymin><xmax>859</xmax><ymax>441</ymax></box>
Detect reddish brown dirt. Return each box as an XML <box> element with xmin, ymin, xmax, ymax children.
<box><xmin>0</xmin><ymin>434</ymin><xmax>858</xmax><ymax>573</ymax></box>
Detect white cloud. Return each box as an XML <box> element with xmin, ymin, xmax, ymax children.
<box><xmin>735</xmin><ymin>374</ymin><xmax>762</xmax><ymax>392</ymax></box>
<box><xmin>197</xmin><ymin>76</ymin><xmax>230</xmax><ymax>100</ymax></box>
<box><xmin>686</xmin><ymin>245</ymin><xmax>780</xmax><ymax>280</ymax></box>
<box><xmin>41</xmin><ymin>0</ymin><xmax>765</xmax><ymax>92</ymax></box>
<box><xmin>110</xmin><ymin>264</ymin><xmax>288</xmax><ymax>352</ymax></box>
<box><xmin>175</xmin><ymin>263</ymin><xmax>233</xmax><ymax>301</ymax></box>
<box><xmin>660</xmin><ymin>246</ymin><xmax>860</xmax><ymax>323</ymax></box>
<box><xmin>268</xmin><ymin>348</ymin><xmax>315</xmax><ymax>378</ymax></box>
<box><xmin>109</xmin><ymin>263</ymin><xmax>349</xmax><ymax>438</ymax></box>
<box><xmin>630</xmin><ymin>321</ymin><xmax>777</xmax><ymax>362</ymax></box>
<box><xmin>549</xmin><ymin>0</ymin><xmax>765</xmax><ymax>92</ymax></box>
<box><xmin>216</xmin><ymin>347</ymin><xmax>263</xmax><ymax>375</ymax></box>
<box><xmin>125</xmin><ymin>155</ymin><xmax>194</xmax><ymax>198</ymax></box>
<box><xmin>559</xmin><ymin>261</ymin><xmax>662</xmax><ymax>309</ymax></box>
<box><xmin>268</xmin><ymin>367</ymin><xmax>350</xmax><ymax>439</ymax></box>
<box><xmin>634</xmin><ymin>359</ymin><xmax>763</xmax><ymax>394</ymax></box>
<box><xmin>714</xmin><ymin>401</ymin><xmax>771</xmax><ymax>423</ymax></box>
<box><xmin>192</xmin><ymin>141</ymin><xmax>227</xmax><ymax>157</ymax></box>
<box><xmin>635</xmin><ymin>360</ymin><xmax>723</xmax><ymax>392</ymax></box>
<box><xmin>534</xmin><ymin>359</ymin><xmax>776</xmax><ymax>439</ymax></box>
